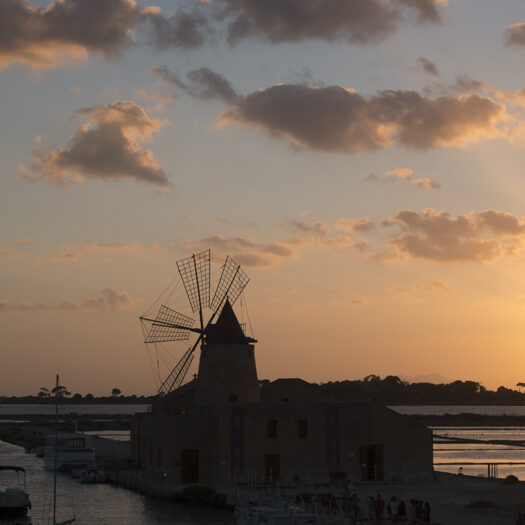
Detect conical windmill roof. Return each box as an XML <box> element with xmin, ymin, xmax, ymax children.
<box><xmin>205</xmin><ymin>299</ymin><xmax>255</xmax><ymax>344</ymax></box>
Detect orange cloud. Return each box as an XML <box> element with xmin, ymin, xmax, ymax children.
<box><xmin>0</xmin><ymin>0</ymin><xmax>210</xmax><ymax>70</ymax></box>
<box><xmin>0</xmin><ymin>288</ymin><xmax>132</xmax><ymax>313</ymax></box>
<box><xmin>19</xmin><ymin>101</ymin><xmax>170</xmax><ymax>187</ymax></box>
<box><xmin>183</xmin><ymin>214</ymin><xmax>361</xmax><ymax>268</ymax></box>
<box><xmin>0</xmin><ymin>0</ymin><xmax>144</xmax><ymax>69</ymax></box>
<box><xmin>218</xmin><ymin>84</ymin><xmax>505</xmax><ymax>153</ymax></box>
<box><xmin>370</xmin><ymin>209</ymin><xmax>525</xmax><ymax>263</ymax></box>
<box><xmin>365</xmin><ymin>168</ymin><xmax>440</xmax><ymax>190</ymax></box>
<box><xmin>334</xmin><ymin>217</ymin><xmax>375</xmax><ymax>233</ymax></box>
<box><xmin>386</xmin><ymin>281</ymin><xmax>453</xmax><ymax>294</ymax></box>
<box><xmin>505</xmin><ymin>23</ymin><xmax>525</xmax><ymax>48</ymax></box>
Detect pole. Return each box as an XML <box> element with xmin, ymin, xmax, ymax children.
<box><xmin>53</xmin><ymin>373</ymin><xmax>58</xmax><ymax>525</ymax></box>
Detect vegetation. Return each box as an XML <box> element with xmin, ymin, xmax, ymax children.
<box><xmin>502</xmin><ymin>474</ymin><xmax>519</xmax><ymax>485</ymax></box>
<box><xmin>313</xmin><ymin>376</ymin><xmax>525</xmax><ymax>405</ymax></box>
<box><xmin>4</xmin><ymin>375</ymin><xmax>525</xmax><ymax>405</ymax></box>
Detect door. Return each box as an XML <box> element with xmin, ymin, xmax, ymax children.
<box><xmin>359</xmin><ymin>445</ymin><xmax>384</xmax><ymax>481</ymax></box>
<box><xmin>265</xmin><ymin>454</ymin><xmax>280</xmax><ymax>482</ymax></box>
<box><xmin>180</xmin><ymin>449</ymin><xmax>199</xmax><ymax>483</ymax></box>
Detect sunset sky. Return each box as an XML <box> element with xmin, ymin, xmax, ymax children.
<box><xmin>2</xmin><ymin>0</ymin><xmax>525</xmax><ymax>395</ymax></box>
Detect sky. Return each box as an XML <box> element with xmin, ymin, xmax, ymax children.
<box><xmin>2</xmin><ymin>0</ymin><xmax>525</xmax><ymax>396</ymax></box>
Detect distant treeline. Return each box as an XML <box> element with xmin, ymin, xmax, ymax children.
<box><xmin>0</xmin><ymin>394</ymin><xmax>156</xmax><ymax>404</ymax></box>
<box><xmin>313</xmin><ymin>375</ymin><xmax>525</xmax><ymax>405</ymax></box>
<box><xmin>3</xmin><ymin>375</ymin><xmax>525</xmax><ymax>405</ymax></box>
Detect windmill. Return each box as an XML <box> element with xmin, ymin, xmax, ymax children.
<box><xmin>139</xmin><ymin>249</ymin><xmax>253</xmax><ymax>396</ymax></box>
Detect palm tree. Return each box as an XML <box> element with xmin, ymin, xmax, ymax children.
<box><xmin>50</xmin><ymin>384</ymin><xmax>71</xmax><ymax>398</ymax></box>
<box><xmin>38</xmin><ymin>387</ymin><xmax>50</xmax><ymax>398</ymax></box>
<box><xmin>111</xmin><ymin>388</ymin><xmax>122</xmax><ymax>397</ymax></box>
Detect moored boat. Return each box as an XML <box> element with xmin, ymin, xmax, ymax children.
<box><xmin>44</xmin><ymin>434</ymin><xmax>95</xmax><ymax>472</ymax></box>
<box><xmin>0</xmin><ymin>466</ymin><xmax>31</xmax><ymax>519</ymax></box>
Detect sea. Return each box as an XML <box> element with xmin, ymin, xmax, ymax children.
<box><xmin>1</xmin><ymin>404</ymin><xmax>525</xmax><ymax>523</ymax></box>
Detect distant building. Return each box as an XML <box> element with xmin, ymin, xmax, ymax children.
<box><xmin>131</xmin><ymin>301</ymin><xmax>433</xmax><ymax>485</ymax></box>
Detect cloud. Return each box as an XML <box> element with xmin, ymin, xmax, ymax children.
<box><xmin>369</xmin><ymin>208</ymin><xmax>525</xmax><ymax>263</ymax></box>
<box><xmin>218</xmin><ymin>84</ymin><xmax>505</xmax><ymax>153</ymax></box>
<box><xmin>385</xmin><ymin>280</ymin><xmax>453</xmax><ymax>302</ymax></box>
<box><xmin>183</xmin><ymin>235</ymin><xmax>294</xmax><ymax>268</ymax></box>
<box><xmin>217</xmin><ymin>0</ymin><xmax>446</xmax><ymax>46</ymax></box>
<box><xmin>289</xmin><ymin>219</ymin><xmax>330</xmax><ymax>235</ymax></box>
<box><xmin>0</xmin><ymin>0</ymin><xmax>143</xmax><ymax>69</ymax></box>
<box><xmin>505</xmin><ymin>23</ymin><xmax>525</xmax><ymax>48</ymax></box>
<box><xmin>19</xmin><ymin>101</ymin><xmax>170</xmax><ymax>187</ymax></box>
<box><xmin>386</xmin><ymin>168</ymin><xmax>414</xmax><ymax>180</ymax></box>
<box><xmin>0</xmin><ymin>0</ymin><xmax>449</xmax><ymax>70</ymax></box>
<box><xmin>425</xmin><ymin>75</ymin><xmax>489</xmax><ymax>97</ymax></box>
<box><xmin>410</xmin><ymin>177</ymin><xmax>441</xmax><ymax>189</ymax></box>
<box><xmin>144</xmin><ymin>6</ymin><xmax>210</xmax><ymax>51</ymax></box>
<box><xmin>334</xmin><ymin>217</ymin><xmax>375</xmax><ymax>233</ymax></box>
<box><xmin>183</xmin><ymin>214</ymin><xmax>360</xmax><ymax>268</ymax></box>
<box><xmin>0</xmin><ymin>0</ymin><xmax>215</xmax><ymax>70</ymax></box>
<box><xmin>417</xmin><ymin>57</ymin><xmax>439</xmax><ymax>76</ymax></box>
<box><xmin>45</xmin><ymin>240</ymin><xmax>149</xmax><ymax>262</ymax></box>
<box><xmin>354</xmin><ymin>239</ymin><xmax>369</xmax><ymax>251</ymax></box>
<box><xmin>386</xmin><ymin>281</ymin><xmax>452</xmax><ymax>294</ymax></box>
<box><xmin>0</xmin><ymin>288</ymin><xmax>132</xmax><ymax>313</ymax></box>
<box><xmin>16</xmin><ymin>238</ymin><xmax>34</xmax><ymax>246</ymax></box>
<box><xmin>397</xmin><ymin>0</ymin><xmax>446</xmax><ymax>24</ymax></box>
<box><xmin>152</xmin><ymin>65</ymin><xmax>240</xmax><ymax>105</ymax></box>
<box><xmin>365</xmin><ymin>168</ymin><xmax>440</xmax><ymax>190</ymax></box>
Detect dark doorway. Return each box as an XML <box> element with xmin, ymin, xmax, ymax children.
<box><xmin>265</xmin><ymin>454</ymin><xmax>280</xmax><ymax>482</ymax></box>
<box><xmin>359</xmin><ymin>445</ymin><xmax>383</xmax><ymax>481</ymax></box>
<box><xmin>180</xmin><ymin>449</ymin><xmax>199</xmax><ymax>483</ymax></box>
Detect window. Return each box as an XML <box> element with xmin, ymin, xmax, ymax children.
<box><xmin>68</xmin><ymin>438</ymin><xmax>85</xmax><ymax>448</ymax></box>
<box><xmin>298</xmin><ymin>419</ymin><xmax>308</xmax><ymax>438</ymax></box>
<box><xmin>267</xmin><ymin>419</ymin><xmax>277</xmax><ymax>438</ymax></box>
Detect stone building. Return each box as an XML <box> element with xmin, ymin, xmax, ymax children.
<box><xmin>131</xmin><ymin>301</ymin><xmax>433</xmax><ymax>486</ymax></box>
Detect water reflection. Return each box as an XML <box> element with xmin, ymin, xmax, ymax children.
<box><xmin>0</xmin><ymin>441</ymin><xmax>231</xmax><ymax>525</ymax></box>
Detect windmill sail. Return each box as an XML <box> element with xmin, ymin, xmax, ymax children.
<box><xmin>143</xmin><ymin>305</ymin><xmax>195</xmax><ymax>343</ymax></box>
<box><xmin>177</xmin><ymin>249</ymin><xmax>210</xmax><ymax>313</ymax></box>
<box><xmin>210</xmin><ymin>256</ymin><xmax>249</xmax><ymax>311</ymax></box>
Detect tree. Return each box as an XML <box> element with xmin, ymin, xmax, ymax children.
<box><xmin>111</xmin><ymin>388</ymin><xmax>122</xmax><ymax>397</ymax></box>
<box><xmin>38</xmin><ymin>387</ymin><xmax>50</xmax><ymax>398</ymax></box>
<box><xmin>51</xmin><ymin>385</ymin><xmax>71</xmax><ymax>398</ymax></box>
<box><xmin>517</xmin><ymin>382</ymin><xmax>525</xmax><ymax>392</ymax></box>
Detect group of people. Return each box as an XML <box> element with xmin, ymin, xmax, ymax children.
<box><xmin>343</xmin><ymin>483</ymin><xmax>432</xmax><ymax>523</ymax></box>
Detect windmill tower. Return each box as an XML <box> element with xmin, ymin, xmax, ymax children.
<box><xmin>140</xmin><ymin>250</ymin><xmax>260</xmax><ymax>405</ymax></box>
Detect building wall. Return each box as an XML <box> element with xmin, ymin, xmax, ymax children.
<box><xmin>194</xmin><ymin>343</ymin><xmax>260</xmax><ymax>405</ymax></box>
<box><xmin>131</xmin><ymin>401</ymin><xmax>433</xmax><ymax>486</ymax></box>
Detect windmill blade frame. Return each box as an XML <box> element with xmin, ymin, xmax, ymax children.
<box><xmin>210</xmin><ymin>255</ymin><xmax>249</xmax><ymax>311</ymax></box>
<box><xmin>141</xmin><ymin>305</ymin><xmax>196</xmax><ymax>343</ymax></box>
<box><xmin>177</xmin><ymin>249</ymin><xmax>210</xmax><ymax>315</ymax></box>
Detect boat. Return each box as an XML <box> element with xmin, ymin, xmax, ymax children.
<box><xmin>44</xmin><ymin>433</ymin><xmax>95</xmax><ymax>472</ymax></box>
<box><xmin>0</xmin><ymin>466</ymin><xmax>31</xmax><ymax>520</ymax></box>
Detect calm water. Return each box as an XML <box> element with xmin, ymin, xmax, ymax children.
<box><xmin>0</xmin><ymin>440</ymin><xmax>232</xmax><ymax>525</ymax></box>
<box><xmin>432</xmin><ymin>426</ymin><xmax>525</xmax><ymax>480</ymax></box>
<box><xmin>390</xmin><ymin>405</ymin><xmax>525</xmax><ymax>416</ymax></box>
<box><xmin>3</xmin><ymin>404</ymin><xmax>525</xmax><ymax>417</ymax></box>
